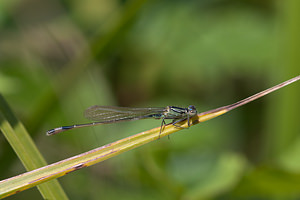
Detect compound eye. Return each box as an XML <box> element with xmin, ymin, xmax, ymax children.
<box><xmin>188</xmin><ymin>105</ymin><xmax>197</xmax><ymax>113</ymax></box>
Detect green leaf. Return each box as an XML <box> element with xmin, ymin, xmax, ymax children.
<box><xmin>0</xmin><ymin>94</ymin><xmax>68</xmax><ymax>199</ymax></box>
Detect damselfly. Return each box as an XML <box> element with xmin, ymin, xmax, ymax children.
<box><xmin>46</xmin><ymin>105</ymin><xmax>197</xmax><ymax>136</ymax></box>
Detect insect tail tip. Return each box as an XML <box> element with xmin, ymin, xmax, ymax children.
<box><xmin>46</xmin><ymin>128</ymin><xmax>64</xmax><ymax>136</ymax></box>
<box><xmin>46</xmin><ymin>129</ymin><xmax>56</xmax><ymax>136</ymax></box>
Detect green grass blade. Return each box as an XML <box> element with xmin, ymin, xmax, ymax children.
<box><xmin>0</xmin><ymin>94</ymin><xmax>68</xmax><ymax>199</ymax></box>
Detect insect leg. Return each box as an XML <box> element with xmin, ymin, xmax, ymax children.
<box><xmin>172</xmin><ymin>118</ymin><xmax>188</xmax><ymax>129</ymax></box>
<box><xmin>159</xmin><ymin>118</ymin><xmax>166</xmax><ymax>138</ymax></box>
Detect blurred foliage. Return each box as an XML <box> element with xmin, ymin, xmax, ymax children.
<box><xmin>0</xmin><ymin>0</ymin><xmax>299</xmax><ymax>199</ymax></box>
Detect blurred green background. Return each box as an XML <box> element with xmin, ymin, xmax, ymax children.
<box><xmin>0</xmin><ymin>0</ymin><xmax>300</xmax><ymax>199</ymax></box>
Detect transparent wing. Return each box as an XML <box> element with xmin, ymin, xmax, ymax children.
<box><xmin>84</xmin><ymin>106</ymin><xmax>166</xmax><ymax>122</ymax></box>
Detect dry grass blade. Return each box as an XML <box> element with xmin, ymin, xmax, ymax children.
<box><xmin>0</xmin><ymin>75</ymin><xmax>299</xmax><ymax>198</ymax></box>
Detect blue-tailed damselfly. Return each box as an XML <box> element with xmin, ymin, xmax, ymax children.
<box><xmin>46</xmin><ymin>105</ymin><xmax>197</xmax><ymax>136</ymax></box>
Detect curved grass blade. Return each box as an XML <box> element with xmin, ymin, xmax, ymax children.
<box><xmin>0</xmin><ymin>75</ymin><xmax>299</xmax><ymax>198</ymax></box>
